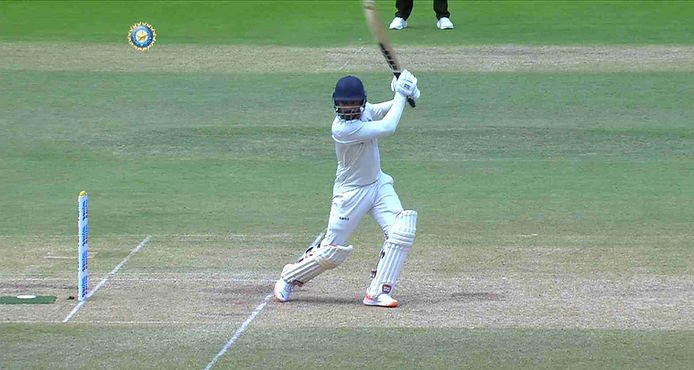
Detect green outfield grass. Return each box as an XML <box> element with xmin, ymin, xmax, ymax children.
<box><xmin>223</xmin><ymin>328</ymin><xmax>694</xmax><ymax>369</ymax></box>
<box><xmin>0</xmin><ymin>325</ymin><xmax>691</xmax><ymax>369</ymax></box>
<box><xmin>1</xmin><ymin>71</ymin><xmax>692</xmax><ymax>238</ymax></box>
<box><xmin>1</xmin><ymin>1</ymin><xmax>693</xmax><ymax>45</ymax></box>
<box><xmin>1</xmin><ymin>1</ymin><xmax>693</xmax><ymax>369</ymax></box>
<box><xmin>0</xmin><ymin>323</ymin><xmax>231</xmax><ymax>368</ymax></box>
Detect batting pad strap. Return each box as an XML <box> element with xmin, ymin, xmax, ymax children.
<box><xmin>281</xmin><ymin>245</ymin><xmax>353</xmax><ymax>284</ymax></box>
<box><xmin>387</xmin><ymin>210</ymin><xmax>417</xmax><ymax>247</ymax></box>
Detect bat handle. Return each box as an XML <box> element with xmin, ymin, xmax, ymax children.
<box><xmin>393</xmin><ymin>72</ymin><xmax>416</xmax><ymax>108</ymax></box>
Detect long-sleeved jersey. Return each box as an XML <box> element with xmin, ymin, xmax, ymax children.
<box><xmin>331</xmin><ymin>94</ymin><xmax>407</xmax><ymax>192</ymax></box>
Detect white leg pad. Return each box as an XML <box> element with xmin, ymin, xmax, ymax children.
<box><xmin>367</xmin><ymin>210</ymin><xmax>417</xmax><ymax>296</ymax></box>
<box><xmin>281</xmin><ymin>244</ymin><xmax>352</xmax><ymax>285</ymax></box>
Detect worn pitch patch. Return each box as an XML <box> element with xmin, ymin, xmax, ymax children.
<box><xmin>0</xmin><ymin>295</ymin><xmax>57</xmax><ymax>304</ymax></box>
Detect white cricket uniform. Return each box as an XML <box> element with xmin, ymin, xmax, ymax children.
<box><xmin>322</xmin><ymin>94</ymin><xmax>408</xmax><ymax>247</ymax></box>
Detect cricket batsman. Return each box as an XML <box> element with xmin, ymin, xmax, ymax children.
<box><xmin>273</xmin><ymin>70</ymin><xmax>420</xmax><ymax>307</ymax></box>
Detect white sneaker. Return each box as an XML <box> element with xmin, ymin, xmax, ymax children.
<box><xmin>436</xmin><ymin>17</ymin><xmax>454</xmax><ymax>30</ymax></box>
<box><xmin>363</xmin><ymin>293</ymin><xmax>399</xmax><ymax>308</ymax></box>
<box><xmin>389</xmin><ymin>17</ymin><xmax>407</xmax><ymax>30</ymax></box>
<box><xmin>273</xmin><ymin>278</ymin><xmax>293</xmax><ymax>303</ymax></box>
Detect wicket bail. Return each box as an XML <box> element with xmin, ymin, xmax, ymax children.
<box><xmin>78</xmin><ymin>191</ymin><xmax>89</xmax><ymax>301</ymax></box>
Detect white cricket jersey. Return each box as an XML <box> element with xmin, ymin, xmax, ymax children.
<box><xmin>331</xmin><ymin>94</ymin><xmax>407</xmax><ymax>192</ymax></box>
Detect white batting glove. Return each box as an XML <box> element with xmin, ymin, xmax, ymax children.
<box><xmin>391</xmin><ymin>72</ymin><xmax>420</xmax><ymax>101</ymax></box>
<box><xmin>410</xmin><ymin>86</ymin><xmax>421</xmax><ymax>101</ymax></box>
<box><xmin>393</xmin><ymin>69</ymin><xmax>417</xmax><ymax>97</ymax></box>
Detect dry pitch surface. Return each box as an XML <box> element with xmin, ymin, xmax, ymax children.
<box><xmin>1</xmin><ymin>43</ymin><xmax>693</xmax><ymax>73</ymax></box>
<box><xmin>1</xmin><ymin>234</ymin><xmax>691</xmax><ymax>331</ymax></box>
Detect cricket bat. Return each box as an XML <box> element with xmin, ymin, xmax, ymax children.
<box><xmin>363</xmin><ymin>0</ymin><xmax>416</xmax><ymax>107</ymax></box>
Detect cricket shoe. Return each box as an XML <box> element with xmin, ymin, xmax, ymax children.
<box><xmin>389</xmin><ymin>17</ymin><xmax>407</xmax><ymax>30</ymax></box>
<box><xmin>363</xmin><ymin>293</ymin><xmax>399</xmax><ymax>308</ymax></box>
<box><xmin>436</xmin><ymin>17</ymin><xmax>454</xmax><ymax>30</ymax></box>
<box><xmin>273</xmin><ymin>278</ymin><xmax>293</xmax><ymax>303</ymax></box>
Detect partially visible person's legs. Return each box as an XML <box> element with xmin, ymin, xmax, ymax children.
<box><xmin>433</xmin><ymin>0</ymin><xmax>450</xmax><ymax>19</ymax></box>
<box><xmin>395</xmin><ymin>0</ymin><xmax>415</xmax><ymax>19</ymax></box>
<box><xmin>390</xmin><ymin>0</ymin><xmax>414</xmax><ymax>30</ymax></box>
<box><xmin>434</xmin><ymin>0</ymin><xmax>455</xmax><ymax>29</ymax></box>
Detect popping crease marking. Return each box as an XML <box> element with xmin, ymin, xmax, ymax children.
<box><xmin>62</xmin><ymin>235</ymin><xmax>152</xmax><ymax>323</ymax></box>
<box><xmin>1</xmin><ymin>320</ymin><xmax>238</xmax><ymax>325</ymax></box>
<box><xmin>203</xmin><ymin>293</ymin><xmax>273</xmax><ymax>370</ymax></box>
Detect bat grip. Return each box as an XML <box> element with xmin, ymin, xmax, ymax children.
<box><xmin>393</xmin><ymin>72</ymin><xmax>416</xmax><ymax>108</ymax></box>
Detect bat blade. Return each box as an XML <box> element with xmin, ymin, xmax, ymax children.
<box><xmin>363</xmin><ymin>0</ymin><xmax>416</xmax><ymax>107</ymax></box>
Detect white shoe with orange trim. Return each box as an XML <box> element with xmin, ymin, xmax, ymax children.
<box><xmin>363</xmin><ymin>293</ymin><xmax>399</xmax><ymax>308</ymax></box>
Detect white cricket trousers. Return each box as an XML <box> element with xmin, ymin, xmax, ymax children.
<box><xmin>322</xmin><ymin>173</ymin><xmax>403</xmax><ymax>246</ymax></box>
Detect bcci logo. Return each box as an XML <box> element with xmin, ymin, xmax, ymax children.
<box><xmin>128</xmin><ymin>22</ymin><xmax>156</xmax><ymax>51</ymax></box>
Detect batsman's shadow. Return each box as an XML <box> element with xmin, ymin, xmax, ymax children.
<box><xmin>292</xmin><ymin>295</ymin><xmax>362</xmax><ymax>306</ymax></box>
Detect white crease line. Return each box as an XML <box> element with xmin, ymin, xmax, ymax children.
<box><xmin>0</xmin><ymin>275</ymin><xmax>276</xmax><ymax>283</ymax></box>
<box><xmin>204</xmin><ymin>293</ymin><xmax>274</xmax><ymax>370</ymax></box>
<box><xmin>119</xmin><ymin>272</ymin><xmax>244</xmax><ymax>275</ymax></box>
<box><xmin>3</xmin><ymin>272</ymin><xmax>272</xmax><ymax>277</ymax></box>
<box><xmin>0</xmin><ymin>233</ymin><xmax>300</xmax><ymax>238</ymax></box>
<box><xmin>62</xmin><ymin>235</ymin><xmax>152</xmax><ymax>323</ymax></box>
<box><xmin>0</xmin><ymin>277</ymin><xmax>73</xmax><ymax>281</ymax></box>
<box><xmin>70</xmin><ymin>320</ymin><xmax>235</xmax><ymax>325</ymax></box>
<box><xmin>1</xmin><ymin>320</ymin><xmax>238</xmax><ymax>325</ymax></box>
<box><xmin>1</xmin><ymin>320</ymin><xmax>62</xmax><ymax>324</ymax></box>
<box><xmin>0</xmin><ymin>277</ymin><xmax>274</xmax><ymax>283</ymax></box>
<box><xmin>110</xmin><ymin>277</ymin><xmax>275</xmax><ymax>283</ymax></box>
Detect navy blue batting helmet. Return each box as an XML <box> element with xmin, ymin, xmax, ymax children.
<box><xmin>332</xmin><ymin>76</ymin><xmax>367</xmax><ymax>120</ymax></box>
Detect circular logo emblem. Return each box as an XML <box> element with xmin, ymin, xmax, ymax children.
<box><xmin>128</xmin><ymin>22</ymin><xmax>156</xmax><ymax>51</ymax></box>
